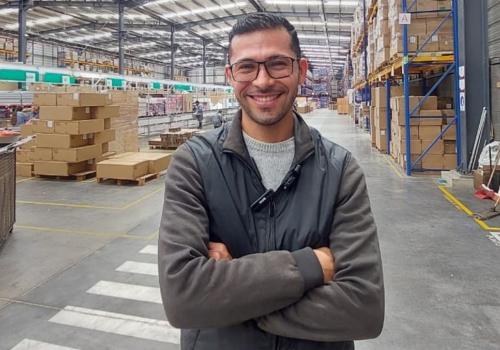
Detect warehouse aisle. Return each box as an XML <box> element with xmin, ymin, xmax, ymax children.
<box><xmin>0</xmin><ymin>108</ymin><xmax>499</xmax><ymax>350</ymax></box>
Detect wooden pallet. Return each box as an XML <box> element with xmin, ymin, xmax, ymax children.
<box><xmin>34</xmin><ymin>170</ymin><xmax>96</xmax><ymax>182</ymax></box>
<box><xmin>96</xmin><ymin>172</ymin><xmax>160</xmax><ymax>186</ymax></box>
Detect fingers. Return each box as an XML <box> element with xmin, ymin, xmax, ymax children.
<box><xmin>208</xmin><ymin>242</ymin><xmax>233</xmax><ymax>261</ymax></box>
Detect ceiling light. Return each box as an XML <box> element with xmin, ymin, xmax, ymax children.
<box><xmin>143</xmin><ymin>0</ymin><xmax>177</xmax><ymax>6</ymax></box>
<box><xmin>0</xmin><ymin>9</ymin><xmax>17</xmax><ymax>16</ymax></box>
<box><xmin>266</xmin><ymin>0</ymin><xmax>321</xmax><ymax>4</ymax></box>
<box><xmin>326</xmin><ymin>1</ymin><xmax>359</xmax><ymax>6</ymax></box>
<box><xmin>197</xmin><ymin>26</ymin><xmax>232</xmax><ymax>35</ymax></box>
<box><xmin>162</xmin><ymin>2</ymin><xmax>246</xmax><ymax>20</ymax></box>
<box><xmin>73</xmin><ymin>32</ymin><xmax>113</xmax><ymax>42</ymax></box>
<box><xmin>291</xmin><ymin>21</ymin><xmax>352</xmax><ymax>27</ymax></box>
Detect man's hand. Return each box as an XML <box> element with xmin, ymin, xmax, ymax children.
<box><xmin>313</xmin><ymin>247</ymin><xmax>335</xmax><ymax>283</ymax></box>
<box><xmin>208</xmin><ymin>242</ymin><xmax>233</xmax><ymax>261</ymax></box>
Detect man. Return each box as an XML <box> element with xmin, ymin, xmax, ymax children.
<box><xmin>212</xmin><ymin>110</ymin><xmax>225</xmax><ymax>128</ymax></box>
<box><xmin>193</xmin><ymin>100</ymin><xmax>204</xmax><ymax>129</ymax></box>
<box><xmin>159</xmin><ymin>13</ymin><xmax>384</xmax><ymax>350</ymax></box>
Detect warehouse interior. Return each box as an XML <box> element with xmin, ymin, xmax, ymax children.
<box><xmin>0</xmin><ymin>0</ymin><xmax>500</xmax><ymax>349</ymax></box>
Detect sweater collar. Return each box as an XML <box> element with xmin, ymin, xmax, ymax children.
<box><xmin>222</xmin><ymin>109</ymin><xmax>315</xmax><ymax>166</ymax></box>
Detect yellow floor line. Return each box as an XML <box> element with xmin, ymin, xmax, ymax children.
<box><xmin>16</xmin><ymin>187</ymin><xmax>163</xmax><ymax>210</ymax></box>
<box><xmin>383</xmin><ymin>154</ymin><xmax>404</xmax><ymax>178</ymax></box>
<box><xmin>121</xmin><ymin>187</ymin><xmax>163</xmax><ymax>209</ymax></box>
<box><xmin>16</xmin><ymin>200</ymin><xmax>121</xmax><ymax>210</ymax></box>
<box><xmin>15</xmin><ymin>225</ymin><xmax>159</xmax><ymax>240</ymax></box>
<box><xmin>16</xmin><ymin>177</ymin><xmax>33</xmax><ymax>184</ymax></box>
<box><xmin>438</xmin><ymin>185</ymin><xmax>500</xmax><ymax>232</ymax></box>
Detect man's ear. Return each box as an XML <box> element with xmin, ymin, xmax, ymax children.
<box><xmin>298</xmin><ymin>58</ymin><xmax>308</xmax><ymax>85</ymax></box>
<box><xmin>225</xmin><ymin>65</ymin><xmax>233</xmax><ymax>84</ymax></box>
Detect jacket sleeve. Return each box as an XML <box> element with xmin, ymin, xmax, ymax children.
<box><xmin>158</xmin><ymin>144</ymin><xmax>324</xmax><ymax>329</ymax></box>
<box><xmin>256</xmin><ymin>156</ymin><xmax>385</xmax><ymax>342</ymax></box>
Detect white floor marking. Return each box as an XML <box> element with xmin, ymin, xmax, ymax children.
<box><xmin>49</xmin><ymin>306</ymin><xmax>179</xmax><ymax>344</ymax></box>
<box><xmin>10</xmin><ymin>339</ymin><xmax>79</xmax><ymax>350</ymax></box>
<box><xmin>86</xmin><ymin>281</ymin><xmax>162</xmax><ymax>304</ymax></box>
<box><xmin>116</xmin><ymin>261</ymin><xmax>158</xmax><ymax>276</ymax></box>
<box><xmin>488</xmin><ymin>232</ymin><xmax>500</xmax><ymax>246</ymax></box>
<box><xmin>139</xmin><ymin>245</ymin><xmax>158</xmax><ymax>255</ymax></box>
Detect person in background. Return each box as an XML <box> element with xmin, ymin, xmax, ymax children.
<box><xmin>159</xmin><ymin>12</ymin><xmax>384</xmax><ymax>350</ymax></box>
<box><xmin>212</xmin><ymin>109</ymin><xmax>225</xmax><ymax>128</ymax></box>
<box><xmin>13</xmin><ymin>105</ymin><xmax>38</xmax><ymax>126</ymax></box>
<box><xmin>193</xmin><ymin>100</ymin><xmax>204</xmax><ymax>129</ymax></box>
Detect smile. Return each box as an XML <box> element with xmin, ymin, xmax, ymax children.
<box><xmin>248</xmin><ymin>94</ymin><xmax>282</xmax><ymax>102</ymax></box>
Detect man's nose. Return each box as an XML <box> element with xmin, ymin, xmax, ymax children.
<box><xmin>253</xmin><ymin>63</ymin><xmax>274</xmax><ymax>87</ymax></box>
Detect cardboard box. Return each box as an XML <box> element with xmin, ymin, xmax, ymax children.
<box><xmin>16</xmin><ymin>162</ymin><xmax>33</xmax><ymax>177</ymax></box>
<box><xmin>32</xmin><ymin>120</ymin><xmax>55</xmax><ymax>133</ymax></box>
<box><xmin>33</xmin><ymin>93</ymin><xmax>57</xmax><ymax>106</ymax></box>
<box><xmin>372</xmin><ymin>86</ymin><xmax>403</xmax><ymax>107</ymax></box>
<box><xmin>103</xmin><ymin>118</ymin><xmax>111</xmax><ymax>130</ymax></box>
<box><xmin>20</xmin><ymin>123</ymin><xmax>33</xmax><ymax>137</ymax></box>
<box><xmin>374</xmin><ymin>108</ymin><xmax>389</xmax><ymax>129</ymax></box>
<box><xmin>394</xmin><ymin>125</ymin><xmax>420</xmax><ymax>140</ymax></box>
<box><xmin>112</xmin><ymin>152</ymin><xmax>173</xmax><ymax>174</ymax></box>
<box><xmin>36</xmin><ymin>133</ymin><xmax>91</xmax><ymax>148</ymax></box>
<box><xmin>419</xmin><ymin>110</ymin><xmax>445</xmax><ymax>118</ymax></box>
<box><xmin>421</xmin><ymin>139</ymin><xmax>444</xmax><ymax>155</ymax></box>
<box><xmin>419</xmin><ymin>125</ymin><xmax>442</xmax><ymax>140</ymax></box>
<box><xmin>439</xmin><ymin>33</ymin><xmax>454</xmax><ymax>51</ymax></box>
<box><xmin>438</xmin><ymin>97</ymin><xmax>454</xmax><ymax>109</ymax></box>
<box><xmin>34</xmin><ymin>161</ymin><xmax>89</xmax><ymax>176</ymax></box>
<box><xmin>419</xmin><ymin>117</ymin><xmax>446</xmax><ymax>125</ymax></box>
<box><xmin>96</xmin><ymin>159</ymin><xmax>149</xmax><ymax>180</ymax></box>
<box><xmin>442</xmin><ymin>125</ymin><xmax>456</xmax><ymax>140</ymax></box>
<box><xmin>55</xmin><ymin>119</ymin><xmax>104</xmax><ymax>135</ymax></box>
<box><xmin>57</xmin><ymin>92</ymin><xmax>112</xmax><ymax>107</ymax></box>
<box><xmin>92</xmin><ymin>105</ymin><xmax>120</xmax><ymax>119</ymax></box>
<box><xmin>39</xmin><ymin>106</ymin><xmax>92</xmax><ymax>121</ymax></box>
<box><xmin>52</xmin><ymin>144</ymin><xmax>101</xmax><ymax>162</ymax></box>
<box><xmin>31</xmin><ymin>148</ymin><xmax>53</xmax><ymax>161</ymax></box>
<box><xmin>422</xmin><ymin>155</ymin><xmax>443</xmax><ymax>169</ymax></box>
<box><xmin>94</xmin><ymin>129</ymin><xmax>115</xmax><ymax>144</ymax></box>
<box><xmin>375</xmin><ymin>129</ymin><xmax>387</xmax><ymax>151</ymax></box>
<box><xmin>397</xmin><ymin>140</ymin><xmax>422</xmax><ymax>154</ymax></box>
<box><xmin>416</xmin><ymin>0</ymin><xmax>437</xmax><ymax>18</ymax></box>
<box><xmin>419</xmin><ymin>34</ymin><xmax>440</xmax><ymax>51</ymax></box>
<box><xmin>16</xmin><ymin>149</ymin><xmax>32</xmax><ymax>163</ymax></box>
<box><xmin>443</xmin><ymin>154</ymin><xmax>456</xmax><ymax>170</ymax></box>
<box><xmin>444</xmin><ymin>140</ymin><xmax>456</xmax><ymax>154</ymax></box>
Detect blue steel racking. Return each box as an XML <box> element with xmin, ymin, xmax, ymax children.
<box><xmin>398</xmin><ymin>0</ymin><xmax>461</xmax><ymax>175</ymax></box>
<box><xmin>357</xmin><ymin>0</ymin><xmax>460</xmax><ymax>175</ymax></box>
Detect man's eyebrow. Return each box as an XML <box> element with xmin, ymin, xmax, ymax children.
<box><xmin>232</xmin><ymin>55</ymin><xmax>292</xmax><ymax>64</ymax></box>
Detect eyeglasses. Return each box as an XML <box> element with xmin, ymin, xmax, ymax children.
<box><xmin>229</xmin><ymin>56</ymin><xmax>297</xmax><ymax>82</ymax></box>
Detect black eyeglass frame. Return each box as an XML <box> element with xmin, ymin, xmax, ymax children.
<box><xmin>228</xmin><ymin>56</ymin><xmax>298</xmax><ymax>82</ymax></box>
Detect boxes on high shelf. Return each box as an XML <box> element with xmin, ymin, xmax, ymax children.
<box><xmin>371</xmin><ymin>86</ymin><xmax>403</xmax><ymax>108</ymax></box>
<box><xmin>419</xmin><ymin>125</ymin><xmax>442</xmax><ymax>140</ymax></box>
<box><xmin>421</xmin><ymin>139</ymin><xmax>445</xmax><ymax>155</ymax></box>
<box><xmin>416</xmin><ymin>0</ymin><xmax>438</xmax><ymax>18</ymax></box>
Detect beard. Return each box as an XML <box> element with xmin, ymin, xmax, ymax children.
<box><xmin>238</xmin><ymin>87</ymin><xmax>297</xmax><ymax>126</ymax></box>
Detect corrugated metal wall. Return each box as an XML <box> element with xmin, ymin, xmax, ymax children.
<box><xmin>488</xmin><ymin>0</ymin><xmax>500</xmax><ymax>137</ymax></box>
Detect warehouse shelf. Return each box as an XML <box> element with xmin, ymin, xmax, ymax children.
<box><xmin>353</xmin><ymin>0</ymin><xmax>460</xmax><ymax>175</ymax></box>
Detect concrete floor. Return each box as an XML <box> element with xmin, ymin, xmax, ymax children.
<box><xmin>0</xmin><ymin>109</ymin><xmax>499</xmax><ymax>349</ymax></box>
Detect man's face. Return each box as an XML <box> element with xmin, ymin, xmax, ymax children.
<box><xmin>226</xmin><ymin>28</ymin><xmax>308</xmax><ymax>126</ymax></box>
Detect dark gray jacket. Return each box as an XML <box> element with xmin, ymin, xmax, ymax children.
<box><xmin>159</xmin><ymin>111</ymin><xmax>384</xmax><ymax>349</ymax></box>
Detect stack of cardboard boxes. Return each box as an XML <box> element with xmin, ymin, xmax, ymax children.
<box><xmin>370</xmin><ymin>86</ymin><xmax>403</xmax><ymax>151</ymax></box>
<box><xmin>389</xmin><ymin>95</ymin><xmax>456</xmax><ymax>170</ymax></box>
<box><xmin>159</xmin><ymin>128</ymin><xmax>200</xmax><ymax>149</ymax></box>
<box><xmin>97</xmin><ymin>152</ymin><xmax>172</xmax><ymax>184</ymax></box>
<box><xmin>17</xmin><ymin>92</ymin><xmax>118</xmax><ymax>177</ymax></box>
<box><xmin>337</xmin><ymin>97</ymin><xmax>350</xmax><ymax>115</ymax></box>
<box><xmin>109</xmin><ymin>91</ymin><xmax>139</xmax><ymax>154</ymax></box>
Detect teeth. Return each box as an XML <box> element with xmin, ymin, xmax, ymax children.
<box><xmin>252</xmin><ymin>95</ymin><xmax>279</xmax><ymax>102</ymax></box>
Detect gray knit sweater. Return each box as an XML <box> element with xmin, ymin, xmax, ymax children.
<box><xmin>243</xmin><ymin>131</ymin><xmax>295</xmax><ymax>190</ymax></box>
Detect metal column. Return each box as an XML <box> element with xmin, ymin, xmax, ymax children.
<box><xmin>170</xmin><ymin>26</ymin><xmax>175</xmax><ymax>80</ymax></box>
<box><xmin>202</xmin><ymin>39</ymin><xmax>207</xmax><ymax>84</ymax></box>
<box><xmin>18</xmin><ymin>0</ymin><xmax>29</xmax><ymax>64</ymax></box>
<box><xmin>402</xmin><ymin>0</ymin><xmax>412</xmax><ymax>175</ymax></box>
<box><xmin>386</xmin><ymin>80</ymin><xmax>392</xmax><ymax>155</ymax></box>
<box><xmin>457</xmin><ymin>0</ymin><xmax>489</xmax><ymax>172</ymax></box>
<box><xmin>118</xmin><ymin>0</ymin><xmax>125</xmax><ymax>75</ymax></box>
<box><xmin>223</xmin><ymin>48</ymin><xmax>228</xmax><ymax>85</ymax></box>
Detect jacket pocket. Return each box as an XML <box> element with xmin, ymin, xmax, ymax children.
<box><xmin>181</xmin><ymin>329</ymin><xmax>200</xmax><ymax>350</ymax></box>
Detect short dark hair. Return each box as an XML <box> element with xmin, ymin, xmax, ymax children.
<box><xmin>228</xmin><ymin>13</ymin><xmax>301</xmax><ymax>62</ymax></box>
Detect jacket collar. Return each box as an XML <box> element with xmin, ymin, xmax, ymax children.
<box><xmin>222</xmin><ymin>109</ymin><xmax>315</xmax><ymax>166</ymax></box>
